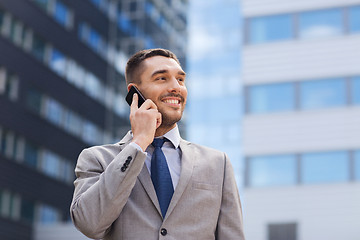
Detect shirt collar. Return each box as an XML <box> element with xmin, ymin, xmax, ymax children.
<box><xmin>162</xmin><ymin>124</ymin><xmax>180</xmax><ymax>149</ymax></box>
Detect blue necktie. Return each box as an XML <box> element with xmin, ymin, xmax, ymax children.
<box><xmin>151</xmin><ymin>138</ymin><xmax>174</xmax><ymax>217</ymax></box>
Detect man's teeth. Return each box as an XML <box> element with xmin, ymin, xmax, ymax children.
<box><xmin>164</xmin><ymin>99</ymin><xmax>179</xmax><ymax>104</ymax></box>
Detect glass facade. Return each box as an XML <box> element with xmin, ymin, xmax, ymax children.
<box><xmin>299</xmin><ymin>8</ymin><xmax>343</xmax><ymax>39</ymax></box>
<box><xmin>300</xmin><ymin>78</ymin><xmax>346</xmax><ymax>109</ymax></box>
<box><xmin>249</xmin><ymin>14</ymin><xmax>292</xmax><ymax>43</ymax></box>
<box><xmin>302</xmin><ymin>151</ymin><xmax>349</xmax><ymax>184</ymax></box>
<box><xmin>248</xmin><ymin>83</ymin><xmax>294</xmax><ymax>113</ymax></box>
<box><xmin>352</xmin><ymin>77</ymin><xmax>360</xmax><ymax>104</ymax></box>
<box><xmin>246</xmin><ymin>5</ymin><xmax>360</xmax><ymax>44</ymax></box>
<box><xmin>246</xmin><ymin>77</ymin><xmax>359</xmax><ymax>114</ymax></box>
<box><xmin>349</xmin><ymin>6</ymin><xmax>360</xmax><ymax>33</ymax></box>
<box><xmin>246</xmin><ymin>150</ymin><xmax>358</xmax><ymax>187</ymax></box>
<box><xmin>187</xmin><ymin>0</ymin><xmax>242</xmax><ymax>184</ymax></box>
<box><xmin>248</xmin><ymin>155</ymin><xmax>297</xmax><ymax>187</ymax></box>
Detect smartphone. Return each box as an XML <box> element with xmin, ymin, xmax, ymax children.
<box><xmin>125</xmin><ymin>86</ymin><xmax>146</xmax><ymax>108</ymax></box>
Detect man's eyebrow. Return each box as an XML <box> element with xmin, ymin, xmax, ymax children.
<box><xmin>151</xmin><ymin>69</ymin><xmax>167</xmax><ymax>77</ymax></box>
<box><xmin>178</xmin><ymin>71</ymin><xmax>186</xmax><ymax>76</ymax></box>
<box><xmin>151</xmin><ymin>70</ymin><xmax>186</xmax><ymax>77</ymax></box>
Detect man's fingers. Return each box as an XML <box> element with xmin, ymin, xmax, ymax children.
<box><xmin>140</xmin><ymin>99</ymin><xmax>158</xmax><ymax>110</ymax></box>
<box><xmin>156</xmin><ymin>112</ymin><xmax>162</xmax><ymax>129</ymax></box>
<box><xmin>131</xmin><ymin>93</ymin><xmax>139</xmax><ymax>111</ymax></box>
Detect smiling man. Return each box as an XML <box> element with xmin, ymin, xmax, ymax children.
<box><xmin>70</xmin><ymin>49</ymin><xmax>245</xmax><ymax>240</ymax></box>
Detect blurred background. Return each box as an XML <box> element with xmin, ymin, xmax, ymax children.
<box><xmin>0</xmin><ymin>0</ymin><xmax>359</xmax><ymax>239</ymax></box>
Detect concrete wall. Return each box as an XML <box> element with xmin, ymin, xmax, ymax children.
<box><xmin>243</xmin><ymin>182</ymin><xmax>360</xmax><ymax>240</ymax></box>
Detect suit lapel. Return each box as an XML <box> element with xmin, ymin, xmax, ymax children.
<box><xmin>119</xmin><ymin>131</ymin><xmax>162</xmax><ymax>216</ymax></box>
<box><xmin>165</xmin><ymin>139</ymin><xmax>195</xmax><ymax>218</ymax></box>
<box><xmin>137</xmin><ymin>165</ymin><xmax>162</xmax><ymax>215</ymax></box>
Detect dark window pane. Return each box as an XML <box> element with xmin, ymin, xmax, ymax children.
<box><xmin>34</xmin><ymin>0</ymin><xmax>49</xmax><ymax>10</ymax></box>
<box><xmin>349</xmin><ymin>6</ymin><xmax>360</xmax><ymax>33</ymax></box>
<box><xmin>268</xmin><ymin>223</ymin><xmax>297</xmax><ymax>240</ymax></box>
<box><xmin>21</xmin><ymin>198</ymin><xmax>35</xmax><ymax>223</ymax></box>
<box><xmin>299</xmin><ymin>8</ymin><xmax>343</xmax><ymax>39</ymax></box>
<box><xmin>300</xmin><ymin>78</ymin><xmax>346</xmax><ymax>109</ymax></box>
<box><xmin>27</xmin><ymin>88</ymin><xmax>42</xmax><ymax>113</ymax></box>
<box><xmin>302</xmin><ymin>151</ymin><xmax>349</xmax><ymax>184</ymax></box>
<box><xmin>352</xmin><ymin>77</ymin><xmax>360</xmax><ymax>104</ymax></box>
<box><xmin>249</xmin><ymin>83</ymin><xmax>294</xmax><ymax>113</ymax></box>
<box><xmin>248</xmin><ymin>155</ymin><xmax>297</xmax><ymax>187</ymax></box>
<box><xmin>249</xmin><ymin>14</ymin><xmax>293</xmax><ymax>43</ymax></box>
<box><xmin>24</xmin><ymin>143</ymin><xmax>38</xmax><ymax>168</ymax></box>
<box><xmin>32</xmin><ymin>35</ymin><xmax>46</xmax><ymax>61</ymax></box>
<box><xmin>0</xmin><ymin>9</ymin><xmax>4</xmax><ymax>27</ymax></box>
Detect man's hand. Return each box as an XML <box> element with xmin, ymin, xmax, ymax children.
<box><xmin>130</xmin><ymin>93</ymin><xmax>162</xmax><ymax>151</ymax></box>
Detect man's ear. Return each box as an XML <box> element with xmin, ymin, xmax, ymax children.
<box><xmin>127</xmin><ymin>84</ymin><xmax>135</xmax><ymax>92</ymax></box>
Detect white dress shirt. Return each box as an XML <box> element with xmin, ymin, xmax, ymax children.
<box><xmin>130</xmin><ymin>125</ymin><xmax>182</xmax><ymax>190</ymax></box>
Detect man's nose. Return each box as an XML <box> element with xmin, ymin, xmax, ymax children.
<box><xmin>168</xmin><ymin>77</ymin><xmax>181</xmax><ymax>92</ymax></box>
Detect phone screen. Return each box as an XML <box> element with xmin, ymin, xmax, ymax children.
<box><xmin>125</xmin><ymin>86</ymin><xmax>146</xmax><ymax>108</ymax></box>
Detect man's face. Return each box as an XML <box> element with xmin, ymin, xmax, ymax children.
<box><xmin>135</xmin><ymin>56</ymin><xmax>187</xmax><ymax>130</ymax></box>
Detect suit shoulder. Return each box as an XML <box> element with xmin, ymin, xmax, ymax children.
<box><xmin>81</xmin><ymin>142</ymin><xmax>122</xmax><ymax>157</ymax></box>
<box><xmin>182</xmin><ymin>140</ymin><xmax>226</xmax><ymax>159</ymax></box>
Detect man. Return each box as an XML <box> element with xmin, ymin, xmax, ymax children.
<box><xmin>70</xmin><ymin>48</ymin><xmax>245</xmax><ymax>239</ymax></box>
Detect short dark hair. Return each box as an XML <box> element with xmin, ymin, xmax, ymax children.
<box><xmin>125</xmin><ymin>48</ymin><xmax>180</xmax><ymax>85</ymax></box>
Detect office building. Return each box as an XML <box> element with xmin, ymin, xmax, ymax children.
<box><xmin>187</xmin><ymin>0</ymin><xmax>243</xmax><ymax>184</ymax></box>
<box><xmin>241</xmin><ymin>0</ymin><xmax>360</xmax><ymax>239</ymax></box>
<box><xmin>0</xmin><ymin>0</ymin><xmax>187</xmax><ymax>239</ymax></box>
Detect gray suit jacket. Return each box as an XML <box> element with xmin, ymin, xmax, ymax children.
<box><xmin>70</xmin><ymin>132</ymin><xmax>245</xmax><ymax>240</ymax></box>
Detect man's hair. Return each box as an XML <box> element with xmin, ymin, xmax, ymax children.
<box><xmin>125</xmin><ymin>48</ymin><xmax>180</xmax><ymax>85</ymax></box>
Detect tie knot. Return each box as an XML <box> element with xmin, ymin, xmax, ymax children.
<box><xmin>152</xmin><ymin>138</ymin><xmax>166</xmax><ymax>148</ymax></box>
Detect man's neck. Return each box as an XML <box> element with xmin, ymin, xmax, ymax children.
<box><xmin>155</xmin><ymin>124</ymin><xmax>177</xmax><ymax>137</ymax></box>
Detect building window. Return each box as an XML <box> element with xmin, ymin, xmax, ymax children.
<box><xmin>33</xmin><ymin>0</ymin><xmax>73</xmax><ymax>29</ymax></box>
<box><xmin>66</xmin><ymin>60</ymin><xmax>86</xmax><ymax>88</ymax></box>
<box><xmin>300</xmin><ymin>78</ymin><xmax>346</xmax><ymax>110</ymax></box>
<box><xmin>248</xmin><ymin>155</ymin><xmax>297</xmax><ymax>187</ymax></box>
<box><xmin>21</xmin><ymin>198</ymin><xmax>35</xmax><ymax>223</ymax></box>
<box><xmin>44</xmin><ymin>97</ymin><xmax>64</xmax><ymax>126</ymax></box>
<box><xmin>349</xmin><ymin>6</ymin><xmax>360</xmax><ymax>33</ymax></box>
<box><xmin>53</xmin><ymin>1</ymin><xmax>71</xmax><ymax>27</ymax></box>
<box><xmin>84</xmin><ymin>72</ymin><xmax>104</xmax><ymax>100</ymax></box>
<box><xmin>299</xmin><ymin>8</ymin><xmax>343</xmax><ymax>39</ymax></box>
<box><xmin>268</xmin><ymin>223</ymin><xmax>297</xmax><ymax>240</ymax></box>
<box><xmin>27</xmin><ymin>88</ymin><xmax>43</xmax><ymax>114</ymax></box>
<box><xmin>78</xmin><ymin>22</ymin><xmax>107</xmax><ymax>57</ymax></box>
<box><xmin>24</xmin><ymin>142</ymin><xmax>39</xmax><ymax>169</ymax></box>
<box><xmin>0</xmin><ymin>68</ymin><xmax>19</xmax><ymax>101</ymax></box>
<box><xmin>82</xmin><ymin>121</ymin><xmax>100</xmax><ymax>144</ymax></box>
<box><xmin>49</xmin><ymin>47</ymin><xmax>67</xmax><ymax>76</ymax></box>
<box><xmin>352</xmin><ymin>77</ymin><xmax>360</xmax><ymax>104</ymax></box>
<box><xmin>0</xmin><ymin>190</ymin><xmax>21</xmax><ymax>220</ymax></box>
<box><xmin>63</xmin><ymin>111</ymin><xmax>83</xmax><ymax>137</ymax></box>
<box><xmin>247</xmin><ymin>14</ymin><xmax>293</xmax><ymax>43</ymax></box>
<box><xmin>246</xmin><ymin>5</ymin><xmax>360</xmax><ymax>44</ymax></box>
<box><xmin>301</xmin><ymin>151</ymin><xmax>349</xmax><ymax>184</ymax></box>
<box><xmin>31</xmin><ymin>35</ymin><xmax>46</xmax><ymax>62</ymax></box>
<box><xmin>34</xmin><ymin>0</ymin><xmax>50</xmax><ymax>11</ymax></box>
<box><xmin>355</xmin><ymin>151</ymin><xmax>360</xmax><ymax>181</ymax></box>
<box><xmin>41</xmin><ymin>150</ymin><xmax>61</xmax><ymax>179</ymax></box>
<box><xmin>0</xmin><ymin>9</ymin><xmax>4</xmax><ymax>27</ymax></box>
<box><xmin>37</xmin><ymin>204</ymin><xmax>61</xmax><ymax>223</ymax></box>
<box><xmin>9</xmin><ymin>18</ymin><xmax>26</xmax><ymax>47</ymax></box>
<box><xmin>248</xmin><ymin>83</ymin><xmax>294</xmax><ymax>113</ymax></box>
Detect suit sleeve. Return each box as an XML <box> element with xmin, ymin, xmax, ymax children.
<box><xmin>216</xmin><ymin>153</ymin><xmax>246</xmax><ymax>240</ymax></box>
<box><xmin>70</xmin><ymin>143</ymin><xmax>147</xmax><ymax>239</ymax></box>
